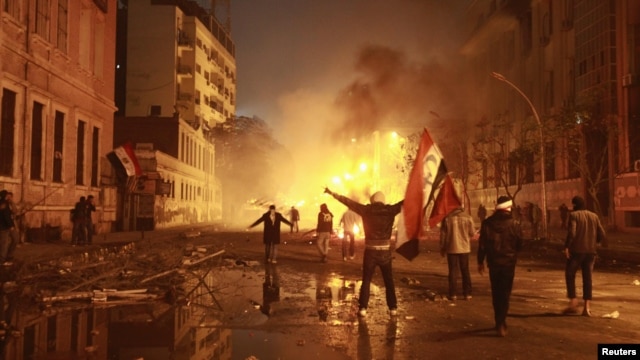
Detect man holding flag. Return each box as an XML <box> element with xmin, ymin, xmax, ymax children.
<box><xmin>324</xmin><ymin>188</ymin><xmax>403</xmax><ymax>317</ymax></box>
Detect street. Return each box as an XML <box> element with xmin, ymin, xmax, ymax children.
<box><xmin>7</xmin><ymin>227</ymin><xmax>640</xmax><ymax>360</ymax></box>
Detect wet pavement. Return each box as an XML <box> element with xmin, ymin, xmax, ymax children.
<box><xmin>2</xmin><ymin>225</ymin><xmax>640</xmax><ymax>359</ymax></box>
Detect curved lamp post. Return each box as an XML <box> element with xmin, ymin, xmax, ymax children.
<box><xmin>491</xmin><ymin>71</ymin><xmax>547</xmax><ymax>240</ymax></box>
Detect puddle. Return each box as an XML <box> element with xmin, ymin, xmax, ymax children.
<box><xmin>1</xmin><ymin>259</ymin><xmax>387</xmax><ymax>359</ymax></box>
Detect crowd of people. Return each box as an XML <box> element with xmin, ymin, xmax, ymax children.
<box><xmin>247</xmin><ymin>191</ymin><xmax>606</xmax><ymax>337</ymax></box>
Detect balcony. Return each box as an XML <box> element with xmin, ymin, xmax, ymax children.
<box><xmin>177</xmin><ymin>65</ymin><xmax>193</xmax><ymax>78</ymax></box>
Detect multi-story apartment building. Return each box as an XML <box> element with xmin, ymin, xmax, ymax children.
<box><xmin>115</xmin><ymin>0</ymin><xmax>235</xmax><ymax>229</ymax></box>
<box><xmin>461</xmin><ymin>0</ymin><xmax>640</xmax><ymax>231</ymax></box>
<box><xmin>0</xmin><ymin>0</ymin><xmax>118</xmax><ymax>240</ymax></box>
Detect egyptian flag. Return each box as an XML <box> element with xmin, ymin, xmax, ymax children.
<box><xmin>396</xmin><ymin>128</ymin><xmax>460</xmax><ymax>261</ymax></box>
<box><xmin>107</xmin><ymin>142</ymin><xmax>142</xmax><ymax>181</ymax></box>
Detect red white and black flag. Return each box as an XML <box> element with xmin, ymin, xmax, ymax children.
<box><xmin>107</xmin><ymin>142</ymin><xmax>142</xmax><ymax>180</ymax></box>
<box><xmin>396</xmin><ymin>128</ymin><xmax>462</xmax><ymax>261</ymax></box>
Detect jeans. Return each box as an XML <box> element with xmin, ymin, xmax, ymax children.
<box><xmin>489</xmin><ymin>265</ymin><xmax>515</xmax><ymax>328</ymax></box>
<box><xmin>359</xmin><ymin>249</ymin><xmax>397</xmax><ymax>310</ymax></box>
<box><xmin>72</xmin><ymin>220</ymin><xmax>87</xmax><ymax>245</ymax></box>
<box><xmin>317</xmin><ymin>232</ymin><xmax>331</xmax><ymax>257</ymax></box>
<box><xmin>265</xmin><ymin>243</ymin><xmax>278</xmax><ymax>261</ymax></box>
<box><xmin>447</xmin><ymin>253</ymin><xmax>472</xmax><ymax>297</ymax></box>
<box><xmin>342</xmin><ymin>231</ymin><xmax>355</xmax><ymax>258</ymax></box>
<box><xmin>565</xmin><ymin>253</ymin><xmax>595</xmax><ymax>300</ymax></box>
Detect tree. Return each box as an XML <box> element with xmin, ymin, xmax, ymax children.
<box><xmin>471</xmin><ymin>112</ymin><xmax>540</xmax><ymax>204</ymax></box>
<box><xmin>549</xmin><ymin>88</ymin><xmax>615</xmax><ymax>217</ymax></box>
<box><xmin>213</xmin><ymin>116</ymin><xmax>294</xmax><ymax>219</ymax></box>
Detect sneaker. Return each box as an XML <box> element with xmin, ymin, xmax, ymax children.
<box><xmin>271</xmin><ymin>260</ymin><xmax>277</xmax><ymax>264</ymax></box>
<box><xmin>447</xmin><ymin>295</ymin><xmax>457</xmax><ymax>301</ymax></box>
<box><xmin>389</xmin><ymin>309</ymin><xmax>398</xmax><ymax>316</ymax></box>
<box><xmin>464</xmin><ymin>295</ymin><xmax>472</xmax><ymax>301</ymax></box>
<box><xmin>358</xmin><ymin>308</ymin><xmax>367</xmax><ymax>317</ymax></box>
<box><xmin>349</xmin><ymin>256</ymin><xmax>355</xmax><ymax>260</ymax></box>
<box><xmin>343</xmin><ymin>257</ymin><xmax>347</xmax><ymax>261</ymax></box>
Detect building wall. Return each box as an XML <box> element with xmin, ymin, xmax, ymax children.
<box><xmin>116</xmin><ymin>0</ymin><xmax>233</xmax><ymax>229</ymax></box>
<box><xmin>0</xmin><ymin>0</ymin><xmax>118</xmax><ymax>240</ymax></box>
<box><xmin>461</xmin><ymin>0</ymin><xmax>640</xmax><ymax>231</ymax></box>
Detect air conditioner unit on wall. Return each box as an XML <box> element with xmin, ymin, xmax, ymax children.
<box><xmin>622</xmin><ymin>74</ymin><xmax>638</xmax><ymax>87</ymax></box>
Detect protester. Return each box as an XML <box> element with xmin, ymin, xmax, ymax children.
<box><xmin>325</xmin><ymin>187</ymin><xmax>403</xmax><ymax>317</ymax></box>
<box><xmin>289</xmin><ymin>206</ymin><xmax>300</xmax><ymax>233</ymax></box>
<box><xmin>248</xmin><ymin>205</ymin><xmax>292</xmax><ymax>264</ymax></box>
<box><xmin>316</xmin><ymin>203</ymin><xmax>334</xmax><ymax>263</ymax></box>
<box><xmin>559</xmin><ymin>203</ymin><xmax>569</xmax><ymax>229</ymax></box>
<box><xmin>440</xmin><ymin>207</ymin><xmax>475</xmax><ymax>301</ymax></box>
<box><xmin>477</xmin><ymin>195</ymin><xmax>523</xmax><ymax>337</ymax></box>
<box><xmin>339</xmin><ymin>208</ymin><xmax>362</xmax><ymax>261</ymax></box>
<box><xmin>563</xmin><ymin>196</ymin><xmax>607</xmax><ymax>317</ymax></box>
<box><xmin>86</xmin><ymin>195</ymin><xmax>97</xmax><ymax>245</ymax></box>
<box><xmin>477</xmin><ymin>204</ymin><xmax>487</xmax><ymax>222</ymax></box>
<box><xmin>71</xmin><ymin>196</ymin><xmax>88</xmax><ymax>246</ymax></box>
<box><xmin>0</xmin><ymin>190</ymin><xmax>17</xmax><ymax>265</ymax></box>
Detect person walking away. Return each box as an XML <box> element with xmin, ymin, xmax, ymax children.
<box><xmin>325</xmin><ymin>188</ymin><xmax>403</xmax><ymax>317</ymax></box>
<box><xmin>248</xmin><ymin>205</ymin><xmax>292</xmax><ymax>263</ymax></box>
<box><xmin>563</xmin><ymin>196</ymin><xmax>606</xmax><ymax>317</ymax></box>
<box><xmin>316</xmin><ymin>204</ymin><xmax>334</xmax><ymax>263</ymax></box>
<box><xmin>86</xmin><ymin>195</ymin><xmax>97</xmax><ymax>245</ymax></box>
<box><xmin>477</xmin><ymin>196</ymin><xmax>523</xmax><ymax>337</ymax></box>
<box><xmin>289</xmin><ymin>206</ymin><xmax>300</xmax><ymax>233</ymax></box>
<box><xmin>340</xmin><ymin>208</ymin><xmax>362</xmax><ymax>261</ymax></box>
<box><xmin>440</xmin><ymin>207</ymin><xmax>476</xmax><ymax>301</ymax></box>
<box><xmin>477</xmin><ymin>204</ymin><xmax>487</xmax><ymax>222</ymax></box>
<box><xmin>0</xmin><ymin>191</ymin><xmax>16</xmax><ymax>265</ymax></box>
<box><xmin>559</xmin><ymin>203</ymin><xmax>569</xmax><ymax>229</ymax></box>
<box><xmin>71</xmin><ymin>196</ymin><xmax>88</xmax><ymax>246</ymax></box>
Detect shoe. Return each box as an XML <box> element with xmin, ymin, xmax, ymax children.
<box><xmin>464</xmin><ymin>295</ymin><xmax>472</xmax><ymax>301</ymax></box>
<box><xmin>358</xmin><ymin>308</ymin><xmax>367</xmax><ymax>317</ymax></box>
<box><xmin>389</xmin><ymin>309</ymin><xmax>398</xmax><ymax>316</ymax></box>
<box><xmin>562</xmin><ymin>306</ymin><xmax>579</xmax><ymax>315</ymax></box>
<box><xmin>349</xmin><ymin>256</ymin><xmax>355</xmax><ymax>260</ymax></box>
<box><xmin>343</xmin><ymin>257</ymin><xmax>347</xmax><ymax>261</ymax></box>
<box><xmin>497</xmin><ymin>323</ymin><xmax>507</xmax><ymax>337</ymax></box>
<box><xmin>271</xmin><ymin>260</ymin><xmax>277</xmax><ymax>264</ymax></box>
<box><xmin>582</xmin><ymin>308</ymin><xmax>592</xmax><ymax>317</ymax></box>
<box><xmin>447</xmin><ymin>295</ymin><xmax>457</xmax><ymax>301</ymax></box>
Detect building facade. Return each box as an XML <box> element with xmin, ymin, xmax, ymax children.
<box><xmin>462</xmin><ymin>0</ymin><xmax>639</xmax><ymax>231</ymax></box>
<box><xmin>115</xmin><ymin>0</ymin><xmax>235</xmax><ymax>230</ymax></box>
<box><xmin>0</xmin><ymin>0</ymin><xmax>118</xmax><ymax>240</ymax></box>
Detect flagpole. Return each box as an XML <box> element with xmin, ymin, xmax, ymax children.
<box><xmin>491</xmin><ymin>72</ymin><xmax>547</xmax><ymax>241</ymax></box>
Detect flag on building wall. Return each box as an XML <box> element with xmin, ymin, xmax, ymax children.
<box><xmin>396</xmin><ymin>128</ymin><xmax>461</xmax><ymax>261</ymax></box>
<box><xmin>107</xmin><ymin>142</ymin><xmax>142</xmax><ymax>180</ymax></box>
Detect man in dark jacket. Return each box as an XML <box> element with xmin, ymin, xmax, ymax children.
<box><xmin>248</xmin><ymin>205</ymin><xmax>293</xmax><ymax>264</ymax></box>
<box><xmin>325</xmin><ymin>187</ymin><xmax>403</xmax><ymax>317</ymax></box>
<box><xmin>563</xmin><ymin>195</ymin><xmax>606</xmax><ymax>317</ymax></box>
<box><xmin>477</xmin><ymin>195</ymin><xmax>523</xmax><ymax>337</ymax></box>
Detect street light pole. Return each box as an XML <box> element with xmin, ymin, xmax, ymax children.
<box><xmin>491</xmin><ymin>71</ymin><xmax>547</xmax><ymax>240</ymax></box>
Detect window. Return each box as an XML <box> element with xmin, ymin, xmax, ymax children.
<box><xmin>149</xmin><ymin>105</ymin><xmax>161</xmax><ymax>116</ymax></box>
<box><xmin>56</xmin><ymin>0</ymin><xmax>68</xmax><ymax>51</ymax></box>
<box><xmin>76</xmin><ymin>121</ymin><xmax>85</xmax><ymax>185</ymax></box>
<box><xmin>35</xmin><ymin>0</ymin><xmax>50</xmax><ymax>40</ymax></box>
<box><xmin>94</xmin><ymin>18</ymin><xmax>104</xmax><ymax>78</ymax></box>
<box><xmin>4</xmin><ymin>0</ymin><xmax>20</xmax><ymax>19</ymax></box>
<box><xmin>79</xmin><ymin>9</ymin><xmax>90</xmax><ymax>69</ymax></box>
<box><xmin>0</xmin><ymin>89</ymin><xmax>16</xmax><ymax>176</ymax></box>
<box><xmin>91</xmin><ymin>127</ymin><xmax>99</xmax><ymax>187</ymax></box>
<box><xmin>30</xmin><ymin>102</ymin><xmax>44</xmax><ymax>180</ymax></box>
<box><xmin>53</xmin><ymin>111</ymin><xmax>64</xmax><ymax>182</ymax></box>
